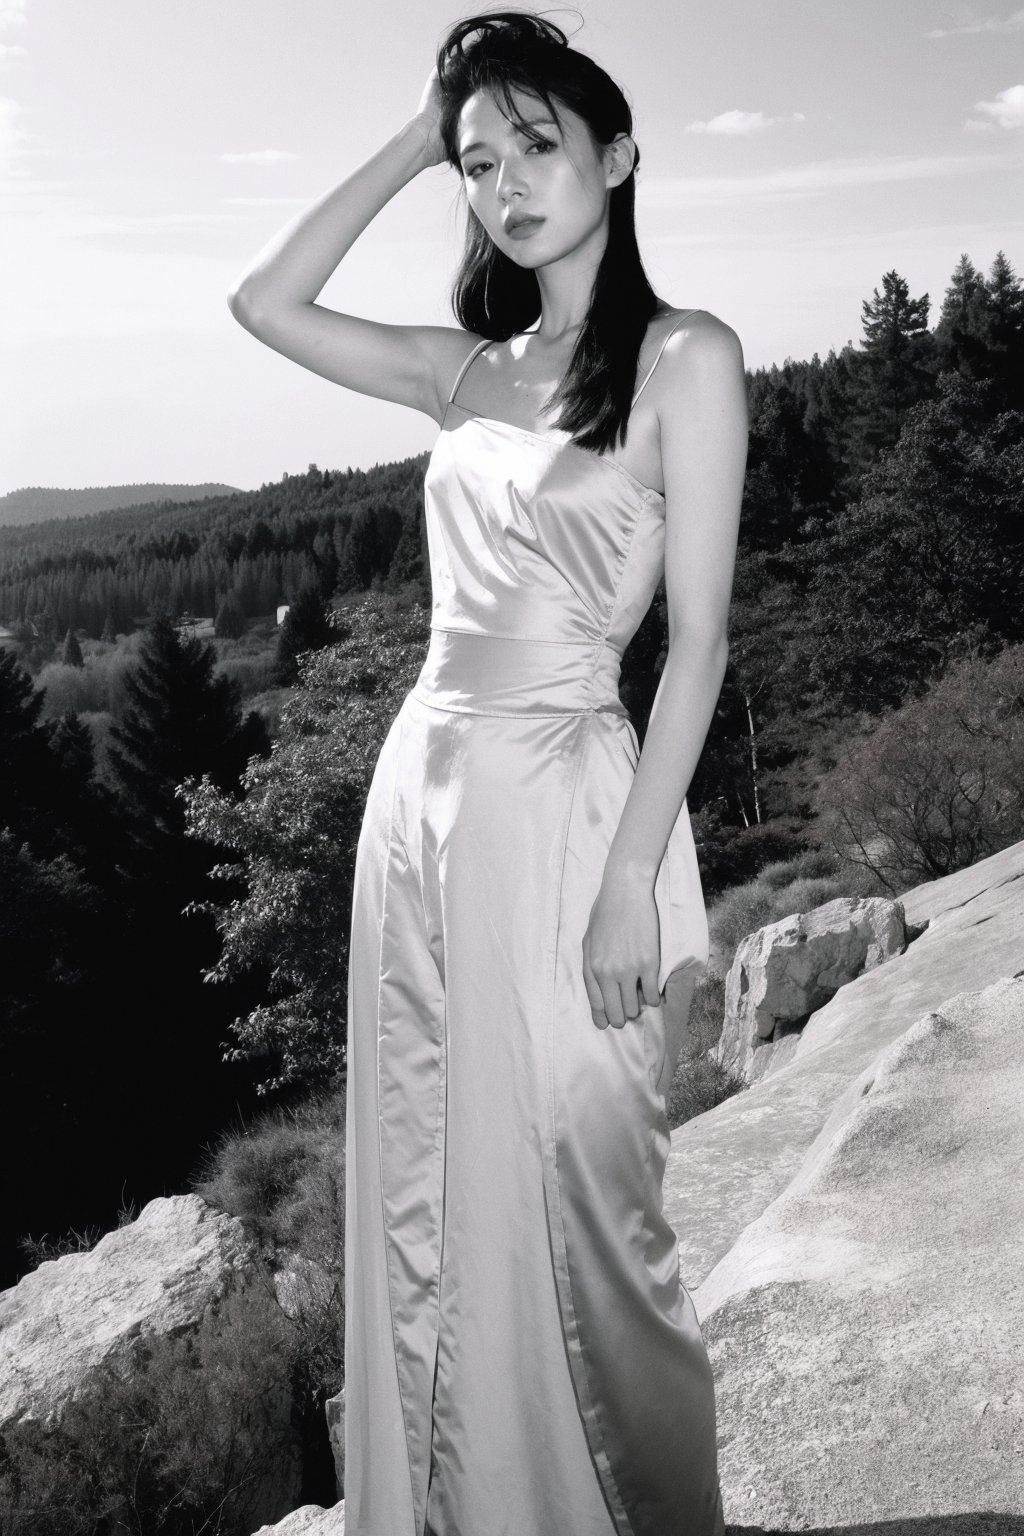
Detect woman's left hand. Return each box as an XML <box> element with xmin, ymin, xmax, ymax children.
<box><xmin>583</xmin><ymin>872</ymin><xmax>662</xmax><ymax>1029</ymax></box>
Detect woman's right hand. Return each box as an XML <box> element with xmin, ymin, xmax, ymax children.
<box><xmin>409</xmin><ymin>67</ymin><xmax>447</xmax><ymax>168</ymax></box>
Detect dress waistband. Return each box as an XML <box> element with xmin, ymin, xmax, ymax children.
<box><xmin>411</xmin><ymin>629</ymin><xmax>629</xmax><ymax>718</ymax></box>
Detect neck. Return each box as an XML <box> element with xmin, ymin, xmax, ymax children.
<box><xmin>529</xmin><ymin>219</ymin><xmax>607</xmax><ymax>342</ymax></box>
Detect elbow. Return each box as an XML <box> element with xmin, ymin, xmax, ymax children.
<box><xmin>226</xmin><ymin>277</ymin><xmax>268</xmax><ymax>334</ymax></box>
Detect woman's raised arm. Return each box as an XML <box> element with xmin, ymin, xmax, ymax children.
<box><xmin>226</xmin><ymin>71</ymin><xmax>474</xmax><ymax>423</ymax></box>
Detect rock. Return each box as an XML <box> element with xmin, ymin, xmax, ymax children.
<box><xmin>664</xmin><ymin>836</ymin><xmax>1024</xmax><ymax>1292</ymax></box>
<box><xmin>716</xmin><ymin>895</ymin><xmax>907</xmax><ymax>1083</ymax></box>
<box><xmin>0</xmin><ymin>1193</ymin><xmax>256</xmax><ymax>1427</ymax></box>
<box><xmin>697</xmin><ymin>976</ymin><xmax>1024</xmax><ymax>1522</ymax></box>
<box><xmin>326</xmin><ymin>1385</ymin><xmax>345</xmax><ymax>1497</ymax></box>
<box><xmin>252</xmin><ymin>1503</ymin><xmax>345</xmax><ymax>1534</ymax></box>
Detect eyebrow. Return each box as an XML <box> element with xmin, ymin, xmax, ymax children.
<box><xmin>458</xmin><ymin>118</ymin><xmax>559</xmax><ymax>160</ymax></box>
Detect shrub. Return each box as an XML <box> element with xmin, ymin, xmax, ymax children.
<box><xmin>691</xmin><ymin>804</ymin><xmax>812</xmax><ymax>900</ymax></box>
<box><xmin>816</xmin><ymin>643</ymin><xmax>1024</xmax><ymax>890</ymax></box>
<box><xmin>196</xmin><ymin>1090</ymin><xmax>346</xmax><ymax>1477</ymax></box>
<box><xmin>665</xmin><ymin>973</ymin><xmax>745</xmax><ymax>1128</ymax></box>
<box><xmin>0</xmin><ymin>1280</ymin><xmax>300</xmax><ymax>1535</ymax></box>
<box><xmin>214</xmin><ymin>652</ymin><xmax>279</xmax><ymax>700</ymax></box>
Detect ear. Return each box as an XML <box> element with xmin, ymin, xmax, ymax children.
<box><xmin>603</xmin><ymin>132</ymin><xmax>636</xmax><ymax>189</ymax></box>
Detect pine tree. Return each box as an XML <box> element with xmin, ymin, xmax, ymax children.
<box><xmin>984</xmin><ymin>250</ymin><xmax>1024</xmax><ymax>410</ymax></box>
<box><xmin>848</xmin><ymin>270</ymin><xmax>935</xmax><ymax>477</ymax></box>
<box><xmin>214</xmin><ymin>592</ymin><xmax>246</xmax><ymax>640</ymax></box>
<box><xmin>385</xmin><ymin>506</ymin><xmax>428</xmax><ymax>593</ymax></box>
<box><xmin>107</xmin><ymin>613</ymin><xmax>269</xmax><ymax>866</ymax></box>
<box><xmin>935</xmin><ymin>254</ymin><xmax>989</xmax><ymax>380</ymax></box>
<box><xmin>275</xmin><ymin>581</ymin><xmax>336</xmax><ymax>685</ymax></box>
<box><xmin>0</xmin><ymin>651</ymin><xmax>53</xmax><ymax>846</ymax></box>
<box><xmin>62</xmin><ymin>628</ymin><xmax>85</xmax><ymax>668</ymax></box>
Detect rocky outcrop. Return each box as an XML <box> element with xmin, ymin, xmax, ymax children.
<box><xmin>253</xmin><ymin>1505</ymin><xmax>345</xmax><ymax>1535</ymax></box>
<box><xmin>0</xmin><ymin>1193</ymin><xmax>256</xmax><ymax>1427</ymax></box>
<box><xmin>716</xmin><ymin>895</ymin><xmax>907</xmax><ymax>1082</ymax></box>
<box><xmin>665</xmin><ymin>838</ymin><xmax>1024</xmax><ymax>1289</ymax></box>
<box><xmin>701</xmin><ymin>977</ymin><xmax>1024</xmax><ymax>1521</ymax></box>
<box><xmin>662</xmin><ymin>837</ymin><xmax>1024</xmax><ymax>1523</ymax></box>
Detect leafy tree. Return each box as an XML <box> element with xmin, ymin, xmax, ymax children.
<box><xmin>214</xmin><ymin>591</ymin><xmax>247</xmax><ymax>639</ymax></box>
<box><xmin>183</xmin><ymin>592</ymin><xmax>432</xmax><ymax>1093</ymax></box>
<box><xmin>815</xmin><ymin>645</ymin><xmax>1024</xmax><ymax>890</ymax></box>
<box><xmin>61</xmin><ymin>628</ymin><xmax>85</xmax><ymax>668</ymax></box>
<box><xmin>848</xmin><ymin>269</ymin><xmax>934</xmax><ymax>478</ymax></box>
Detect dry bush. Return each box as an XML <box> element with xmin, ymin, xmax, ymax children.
<box><xmin>665</xmin><ymin>973</ymin><xmax>746</xmax><ymax>1129</ymax></box>
<box><xmin>816</xmin><ymin>645</ymin><xmax>1024</xmax><ymax>891</ymax></box>
<box><xmin>0</xmin><ymin>1279</ymin><xmax>300</xmax><ymax>1536</ymax></box>
<box><xmin>196</xmin><ymin>1091</ymin><xmax>345</xmax><ymax>1491</ymax></box>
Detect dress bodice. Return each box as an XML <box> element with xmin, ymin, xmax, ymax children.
<box><xmin>423</xmin><ymin>407</ymin><xmax>670</xmax><ymax>662</ymax></box>
<box><xmin>422</xmin><ymin>312</ymin><xmax>697</xmax><ymax>671</ymax></box>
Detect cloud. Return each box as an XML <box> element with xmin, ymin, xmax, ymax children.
<box><xmin>686</xmin><ymin>109</ymin><xmax>805</xmax><ymax>136</ymax></box>
<box><xmin>638</xmin><ymin>153</ymin><xmax>995</xmax><ymax>208</ymax></box>
<box><xmin>0</xmin><ymin>0</ymin><xmax>27</xmax><ymax>29</ymax></box>
<box><xmin>927</xmin><ymin>7</ymin><xmax>1024</xmax><ymax>37</ymax></box>
<box><xmin>966</xmin><ymin>83</ymin><xmax>1024</xmax><ymax>128</ymax></box>
<box><xmin>0</xmin><ymin>42</ymin><xmax>26</xmax><ymax>58</ymax></box>
<box><xmin>220</xmin><ymin>148</ymin><xmax>298</xmax><ymax>165</ymax></box>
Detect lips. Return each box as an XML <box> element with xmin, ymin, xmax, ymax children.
<box><xmin>506</xmin><ymin>215</ymin><xmax>544</xmax><ymax>239</ymax></box>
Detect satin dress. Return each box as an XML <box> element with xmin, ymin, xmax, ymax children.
<box><xmin>343</xmin><ymin>310</ymin><xmax>724</xmax><ymax>1536</ymax></box>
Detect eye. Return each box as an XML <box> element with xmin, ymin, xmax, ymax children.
<box><xmin>527</xmin><ymin>137</ymin><xmax>555</xmax><ymax>155</ymax></box>
<box><xmin>465</xmin><ymin>161</ymin><xmax>491</xmax><ymax>179</ymax></box>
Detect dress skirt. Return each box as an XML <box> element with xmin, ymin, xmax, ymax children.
<box><xmin>343</xmin><ymin>631</ymin><xmax>723</xmax><ymax>1536</ymax></box>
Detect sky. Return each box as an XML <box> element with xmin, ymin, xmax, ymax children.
<box><xmin>1</xmin><ymin>0</ymin><xmax>1022</xmax><ymax>496</ymax></box>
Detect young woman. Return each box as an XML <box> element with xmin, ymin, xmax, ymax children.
<box><xmin>228</xmin><ymin>12</ymin><xmax>747</xmax><ymax>1534</ymax></box>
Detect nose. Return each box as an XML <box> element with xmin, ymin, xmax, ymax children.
<box><xmin>496</xmin><ymin>155</ymin><xmax>529</xmax><ymax>205</ymax></box>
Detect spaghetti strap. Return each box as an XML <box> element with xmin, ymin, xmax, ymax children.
<box><xmin>447</xmin><ymin>335</ymin><xmax>496</xmax><ymax>407</ymax></box>
<box><xmin>631</xmin><ymin>309</ymin><xmax>700</xmax><ymax>409</ymax></box>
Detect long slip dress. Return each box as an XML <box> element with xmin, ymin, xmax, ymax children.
<box><xmin>343</xmin><ymin>309</ymin><xmax>724</xmax><ymax>1536</ymax></box>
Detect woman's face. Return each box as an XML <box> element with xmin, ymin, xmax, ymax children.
<box><xmin>455</xmin><ymin>87</ymin><xmax>626</xmax><ymax>267</ymax></box>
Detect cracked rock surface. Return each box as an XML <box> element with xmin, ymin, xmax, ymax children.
<box><xmin>665</xmin><ymin>838</ymin><xmax>1024</xmax><ymax>1290</ymax></box>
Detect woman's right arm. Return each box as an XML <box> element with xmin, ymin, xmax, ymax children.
<box><xmin>227</xmin><ymin>77</ymin><xmax>473</xmax><ymax>424</ymax></box>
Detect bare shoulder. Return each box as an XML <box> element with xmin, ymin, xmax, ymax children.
<box><xmin>660</xmin><ymin>307</ymin><xmax>744</xmax><ymax>365</ymax></box>
<box><xmin>651</xmin><ymin>308</ymin><xmax>746</xmax><ymax>420</ymax></box>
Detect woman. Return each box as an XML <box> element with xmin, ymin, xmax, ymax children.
<box><xmin>228</xmin><ymin>12</ymin><xmax>747</xmax><ymax>1534</ymax></box>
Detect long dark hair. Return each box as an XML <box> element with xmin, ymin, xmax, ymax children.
<box><xmin>435</xmin><ymin>10</ymin><xmax>661</xmax><ymax>454</ymax></box>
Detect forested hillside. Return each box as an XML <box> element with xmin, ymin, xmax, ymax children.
<box><xmin>2</xmin><ymin>251</ymin><xmax>1023</xmax><ymax>1291</ymax></box>
<box><xmin>0</xmin><ymin>483</ymin><xmax>240</xmax><ymax>529</ymax></box>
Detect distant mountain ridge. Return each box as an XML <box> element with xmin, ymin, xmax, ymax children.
<box><xmin>0</xmin><ymin>483</ymin><xmax>242</xmax><ymax>528</ymax></box>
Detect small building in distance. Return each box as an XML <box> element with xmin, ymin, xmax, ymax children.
<box><xmin>0</xmin><ymin>624</ymin><xmax>17</xmax><ymax>652</ymax></box>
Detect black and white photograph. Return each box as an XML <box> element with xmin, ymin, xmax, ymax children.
<box><xmin>2</xmin><ymin>2</ymin><xmax>1023</xmax><ymax>1532</ymax></box>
